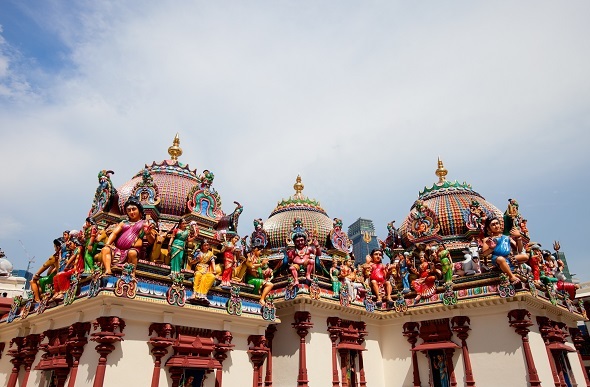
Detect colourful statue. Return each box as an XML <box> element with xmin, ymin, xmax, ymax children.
<box><xmin>369</xmin><ymin>249</ymin><xmax>393</xmax><ymax>304</ymax></box>
<box><xmin>88</xmin><ymin>169</ymin><xmax>116</xmax><ymax>216</ymax></box>
<box><xmin>330</xmin><ymin>260</ymin><xmax>341</xmax><ymax>297</ymax></box>
<box><xmin>398</xmin><ymin>253</ymin><xmax>411</xmax><ymax>293</ymax></box>
<box><xmin>52</xmin><ymin>236</ymin><xmax>84</xmax><ymax>300</ymax></box>
<box><xmin>411</xmin><ymin>252</ymin><xmax>438</xmax><ymax>301</ymax></box>
<box><xmin>220</xmin><ymin>234</ymin><xmax>241</xmax><ymax>287</ymax></box>
<box><xmin>439</xmin><ymin>249</ymin><xmax>453</xmax><ymax>283</ymax></box>
<box><xmin>100</xmin><ymin>197</ymin><xmax>157</xmax><ymax>277</ymax></box>
<box><xmin>187</xmin><ymin>241</ymin><xmax>216</xmax><ymax>304</ymax></box>
<box><xmin>30</xmin><ymin>239</ymin><xmax>61</xmax><ymax>302</ymax></box>
<box><xmin>245</xmin><ymin>245</ymin><xmax>274</xmax><ymax>304</ymax></box>
<box><xmin>168</xmin><ymin>219</ymin><xmax>198</xmax><ymax>276</ymax></box>
<box><xmin>286</xmin><ymin>219</ymin><xmax>320</xmax><ymax>286</ymax></box>
<box><xmin>481</xmin><ymin>216</ymin><xmax>529</xmax><ymax>284</ymax></box>
<box><xmin>82</xmin><ymin>217</ymin><xmax>99</xmax><ymax>273</ymax></box>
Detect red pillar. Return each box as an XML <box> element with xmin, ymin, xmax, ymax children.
<box><xmin>148</xmin><ymin>323</ymin><xmax>174</xmax><ymax>387</ymax></box>
<box><xmin>248</xmin><ymin>335</ymin><xmax>268</xmax><ymax>387</ymax></box>
<box><xmin>508</xmin><ymin>309</ymin><xmax>542</xmax><ymax>387</ymax></box>
<box><xmin>451</xmin><ymin>316</ymin><xmax>476</xmax><ymax>387</ymax></box>
<box><xmin>327</xmin><ymin>317</ymin><xmax>342</xmax><ymax>387</ymax></box>
<box><xmin>569</xmin><ymin>327</ymin><xmax>590</xmax><ymax>387</ymax></box>
<box><xmin>403</xmin><ymin>322</ymin><xmax>421</xmax><ymax>387</ymax></box>
<box><xmin>67</xmin><ymin>322</ymin><xmax>91</xmax><ymax>387</ymax></box>
<box><xmin>6</xmin><ymin>336</ymin><xmax>25</xmax><ymax>387</ymax></box>
<box><xmin>264</xmin><ymin>325</ymin><xmax>277</xmax><ymax>387</ymax></box>
<box><xmin>213</xmin><ymin>330</ymin><xmax>234</xmax><ymax>387</ymax></box>
<box><xmin>339</xmin><ymin>349</ymin><xmax>349</xmax><ymax>387</ymax></box>
<box><xmin>19</xmin><ymin>333</ymin><xmax>42</xmax><ymax>387</ymax></box>
<box><xmin>292</xmin><ymin>311</ymin><xmax>313</xmax><ymax>387</ymax></box>
<box><xmin>90</xmin><ymin>316</ymin><xmax>125</xmax><ymax>387</ymax></box>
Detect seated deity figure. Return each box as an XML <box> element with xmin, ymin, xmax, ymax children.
<box><xmin>369</xmin><ymin>249</ymin><xmax>393</xmax><ymax>304</ymax></box>
<box><xmin>245</xmin><ymin>245</ymin><xmax>274</xmax><ymax>305</ymax></box>
<box><xmin>286</xmin><ymin>221</ymin><xmax>321</xmax><ymax>286</ymax></box>
<box><xmin>480</xmin><ymin>216</ymin><xmax>529</xmax><ymax>284</ymax></box>
<box><xmin>100</xmin><ymin>197</ymin><xmax>157</xmax><ymax>277</ymax></box>
<box><xmin>30</xmin><ymin>238</ymin><xmax>61</xmax><ymax>302</ymax></box>
<box><xmin>187</xmin><ymin>241</ymin><xmax>216</xmax><ymax>304</ymax></box>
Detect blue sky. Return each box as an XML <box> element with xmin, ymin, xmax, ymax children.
<box><xmin>0</xmin><ymin>1</ymin><xmax>589</xmax><ymax>280</ymax></box>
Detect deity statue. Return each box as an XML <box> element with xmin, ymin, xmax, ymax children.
<box><xmin>168</xmin><ymin>219</ymin><xmax>198</xmax><ymax>276</ymax></box>
<box><xmin>250</xmin><ymin>218</ymin><xmax>269</xmax><ymax>249</ymax></box>
<box><xmin>286</xmin><ymin>218</ymin><xmax>321</xmax><ymax>286</ymax></box>
<box><xmin>245</xmin><ymin>245</ymin><xmax>274</xmax><ymax>305</ymax></box>
<box><xmin>82</xmin><ymin>217</ymin><xmax>99</xmax><ymax>273</ymax></box>
<box><xmin>220</xmin><ymin>234</ymin><xmax>241</xmax><ymax>287</ymax></box>
<box><xmin>88</xmin><ymin>169</ymin><xmax>116</xmax><ymax>216</ymax></box>
<box><xmin>411</xmin><ymin>250</ymin><xmax>439</xmax><ymax>301</ymax></box>
<box><xmin>30</xmin><ymin>239</ymin><xmax>61</xmax><ymax>302</ymax></box>
<box><xmin>187</xmin><ymin>241</ymin><xmax>216</xmax><ymax>304</ymax></box>
<box><xmin>369</xmin><ymin>249</ymin><xmax>393</xmax><ymax>304</ymax></box>
<box><xmin>52</xmin><ymin>236</ymin><xmax>84</xmax><ymax>300</ymax></box>
<box><xmin>439</xmin><ymin>249</ymin><xmax>453</xmax><ymax>283</ymax></box>
<box><xmin>330</xmin><ymin>260</ymin><xmax>341</xmax><ymax>297</ymax></box>
<box><xmin>480</xmin><ymin>216</ymin><xmax>529</xmax><ymax>284</ymax></box>
<box><xmin>100</xmin><ymin>197</ymin><xmax>157</xmax><ymax>277</ymax></box>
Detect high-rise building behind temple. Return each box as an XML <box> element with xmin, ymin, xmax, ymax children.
<box><xmin>347</xmin><ymin>218</ymin><xmax>380</xmax><ymax>264</ymax></box>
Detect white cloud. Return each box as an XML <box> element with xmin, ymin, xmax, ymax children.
<box><xmin>1</xmin><ymin>1</ymin><xmax>589</xmax><ymax>279</ymax></box>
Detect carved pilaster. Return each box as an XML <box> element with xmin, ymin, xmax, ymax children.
<box><xmin>91</xmin><ymin>316</ymin><xmax>125</xmax><ymax>387</ymax></box>
<box><xmin>292</xmin><ymin>311</ymin><xmax>313</xmax><ymax>387</ymax></box>
<box><xmin>403</xmin><ymin>322</ymin><xmax>421</xmax><ymax>387</ymax></box>
<box><xmin>67</xmin><ymin>322</ymin><xmax>91</xmax><ymax>387</ymax></box>
<box><xmin>451</xmin><ymin>316</ymin><xmax>476</xmax><ymax>387</ymax></box>
<box><xmin>508</xmin><ymin>309</ymin><xmax>541</xmax><ymax>387</ymax></box>
<box><xmin>264</xmin><ymin>325</ymin><xmax>277</xmax><ymax>387</ymax></box>
<box><xmin>213</xmin><ymin>330</ymin><xmax>235</xmax><ymax>387</ymax></box>
<box><xmin>7</xmin><ymin>336</ymin><xmax>25</xmax><ymax>387</ymax></box>
<box><xmin>569</xmin><ymin>327</ymin><xmax>590</xmax><ymax>387</ymax></box>
<box><xmin>20</xmin><ymin>333</ymin><xmax>42</xmax><ymax>387</ymax></box>
<box><xmin>248</xmin><ymin>335</ymin><xmax>268</xmax><ymax>387</ymax></box>
<box><xmin>327</xmin><ymin>317</ymin><xmax>342</xmax><ymax>387</ymax></box>
<box><xmin>148</xmin><ymin>323</ymin><xmax>174</xmax><ymax>387</ymax></box>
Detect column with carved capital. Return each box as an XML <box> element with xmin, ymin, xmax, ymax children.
<box><xmin>327</xmin><ymin>317</ymin><xmax>342</xmax><ymax>387</ymax></box>
<box><xmin>20</xmin><ymin>333</ymin><xmax>42</xmax><ymax>387</ymax></box>
<box><xmin>214</xmin><ymin>330</ymin><xmax>234</xmax><ymax>387</ymax></box>
<box><xmin>148</xmin><ymin>323</ymin><xmax>174</xmax><ymax>387</ymax></box>
<box><xmin>91</xmin><ymin>316</ymin><xmax>125</xmax><ymax>387</ymax></box>
<box><xmin>403</xmin><ymin>322</ymin><xmax>421</xmax><ymax>387</ymax></box>
<box><xmin>66</xmin><ymin>322</ymin><xmax>91</xmax><ymax>387</ymax></box>
<box><xmin>7</xmin><ymin>336</ymin><xmax>25</xmax><ymax>387</ymax></box>
<box><xmin>248</xmin><ymin>335</ymin><xmax>268</xmax><ymax>387</ymax></box>
<box><xmin>356</xmin><ymin>321</ymin><xmax>367</xmax><ymax>387</ymax></box>
<box><xmin>451</xmin><ymin>316</ymin><xmax>476</xmax><ymax>387</ymax></box>
<box><xmin>569</xmin><ymin>327</ymin><xmax>590</xmax><ymax>387</ymax></box>
<box><xmin>292</xmin><ymin>311</ymin><xmax>313</xmax><ymax>387</ymax></box>
<box><xmin>264</xmin><ymin>325</ymin><xmax>277</xmax><ymax>387</ymax></box>
<box><xmin>507</xmin><ymin>309</ymin><xmax>541</xmax><ymax>387</ymax></box>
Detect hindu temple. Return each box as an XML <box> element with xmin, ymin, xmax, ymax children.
<box><xmin>0</xmin><ymin>135</ymin><xmax>586</xmax><ymax>387</ymax></box>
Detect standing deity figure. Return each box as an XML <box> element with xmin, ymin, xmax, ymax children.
<box><xmin>439</xmin><ymin>249</ymin><xmax>453</xmax><ymax>283</ymax></box>
<box><xmin>82</xmin><ymin>217</ymin><xmax>99</xmax><ymax>273</ymax></box>
<box><xmin>52</xmin><ymin>236</ymin><xmax>84</xmax><ymax>300</ymax></box>
<box><xmin>187</xmin><ymin>241</ymin><xmax>216</xmax><ymax>302</ymax></box>
<box><xmin>100</xmin><ymin>197</ymin><xmax>157</xmax><ymax>277</ymax></box>
<box><xmin>168</xmin><ymin>219</ymin><xmax>198</xmax><ymax>276</ymax></box>
<box><xmin>220</xmin><ymin>234</ymin><xmax>241</xmax><ymax>287</ymax></box>
<box><xmin>330</xmin><ymin>260</ymin><xmax>341</xmax><ymax>296</ymax></box>
<box><xmin>369</xmin><ymin>249</ymin><xmax>393</xmax><ymax>304</ymax></box>
<box><xmin>286</xmin><ymin>218</ymin><xmax>320</xmax><ymax>286</ymax></box>
<box><xmin>398</xmin><ymin>252</ymin><xmax>411</xmax><ymax>293</ymax></box>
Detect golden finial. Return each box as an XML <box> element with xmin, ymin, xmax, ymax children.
<box><xmin>294</xmin><ymin>175</ymin><xmax>304</xmax><ymax>194</ymax></box>
<box><xmin>435</xmin><ymin>157</ymin><xmax>448</xmax><ymax>184</ymax></box>
<box><xmin>168</xmin><ymin>133</ymin><xmax>183</xmax><ymax>161</ymax></box>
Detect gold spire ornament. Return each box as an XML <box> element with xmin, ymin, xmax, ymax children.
<box><xmin>294</xmin><ymin>175</ymin><xmax>304</xmax><ymax>195</ymax></box>
<box><xmin>168</xmin><ymin>133</ymin><xmax>183</xmax><ymax>161</ymax></box>
<box><xmin>436</xmin><ymin>157</ymin><xmax>448</xmax><ymax>184</ymax></box>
